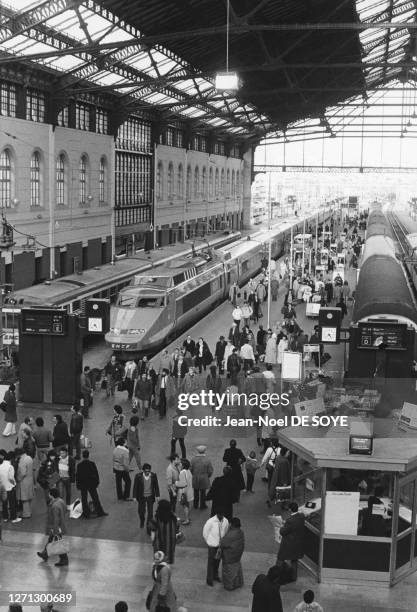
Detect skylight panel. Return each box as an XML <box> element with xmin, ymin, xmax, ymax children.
<box><xmin>44</xmin><ymin>55</ymin><xmax>85</xmax><ymax>71</ymax></box>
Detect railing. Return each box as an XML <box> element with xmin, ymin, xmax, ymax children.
<box><xmin>115</xmin><ymin>205</ymin><xmax>151</xmax><ymax>227</ymax></box>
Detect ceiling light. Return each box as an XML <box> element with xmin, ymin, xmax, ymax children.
<box><xmin>215</xmin><ymin>0</ymin><xmax>239</xmax><ymax>93</ymax></box>
<box><xmin>215</xmin><ymin>72</ymin><xmax>238</xmax><ymax>91</ymax></box>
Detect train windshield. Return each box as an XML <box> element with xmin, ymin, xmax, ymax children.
<box><xmin>117</xmin><ymin>291</ymin><xmax>165</xmax><ymax>308</ymax></box>
<box><xmin>132</xmin><ymin>275</ymin><xmax>172</xmax><ymax>288</ymax></box>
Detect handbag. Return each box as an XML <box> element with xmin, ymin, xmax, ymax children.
<box><xmin>69</xmin><ymin>498</ymin><xmax>83</xmax><ymax>519</ymax></box>
<box><xmin>145</xmin><ymin>589</ymin><xmax>153</xmax><ymax>610</ymax></box>
<box><xmin>0</xmin><ymin>401</ymin><xmax>6</xmax><ymax>412</ymax></box>
<box><xmin>47</xmin><ymin>534</ymin><xmax>69</xmax><ymax>556</ymax></box>
<box><xmin>101</xmin><ymin>378</ymin><xmax>108</xmax><ymax>390</ymax></box>
<box><xmin>117</xmin><ymin>380</ymin><xmax>126</xmax><ymax>392</ymax></box>
<box><xmin>180</xmin><ymin>492</ymin><xmax>187</xmax><ymax>506</ymax></box>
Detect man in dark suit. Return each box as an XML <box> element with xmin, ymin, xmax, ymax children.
<box><xmin>277</xmin><ymin>501</ymin><xmax>305</xmax><ymax>581</ymax></box>
<box><xmin>132</xmin><ymin>463</ymin><xmax>160</xmax><ymax>528</ymax></box>
<box><xmin>75</xmin><ymin>450</ymin><xmax>108</xmax><ymax>519</ymax></box>
<box><xmin>215</xmin><ymin>336</ymin><xmax>227</xmax><ymax>374</ymax></box>
<box><xmin>206</xmin><ymin>466</ymin><xmax>239</xmax><ymax>520</ymax></box>
<box><xmin>251</xmin><ymin>565</ymin><xmax>283</xmax><ymax>612</ymax></box>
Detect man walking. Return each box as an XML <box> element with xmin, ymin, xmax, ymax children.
<box><xmin>37</xmin><ymin>488</ymin><xmax>68</xmax><ymax>567</ymax></box>
<box><xmin>0</xmin><ymin>451</ymin><xmax>21</xmax><ymax>523</ymax></box>
<box><xmin>171</xmin><ymin>410</ymin><xmax>187</xmax><ymax>459</ymax></box>
<box><xmin>80</xmin><ymin>366</ymin><xmax>92</xmax><ymax>418</ymax></box>
<box><xmin>69</xmin><ymin>405</ymin><xmax>83</xmax><ymax>461</ymax></box>
<box><xmin>112</xmin><ymin>438</ymin><xmax>132</xmax><ymax>501</ymax></box>
<box><xmin>190</xmin><ymin>445</ymin><xmax>213</xmax><ymax>510</ymax></box>
<box><xmin>75</xmin><ymin>450</ymin><xmax>108</xmax><ymax>519</ymax></box>
<box><xmin>132</xmin><ymin>463</ymin><xmax>159</xmax><ymax>528</ymax></box>
<box><xmin>166</xmin><ymin>454</ymin><xmax>180</xmax><ymax>512</ymax></box>
<box><xmin>203</xmin><ymin>510</ymin><xmax>229</xmax><ymax>586</ymax></box>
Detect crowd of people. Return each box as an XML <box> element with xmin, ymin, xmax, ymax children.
<box><xmin>0</xmin><ymin>219</ymin><xmax>364</xmax><ymax>611</ymax></box>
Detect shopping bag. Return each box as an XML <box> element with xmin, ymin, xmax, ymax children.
<box><xmin>47</xmin><ymin>535</ymin><xmax>70</xmax><ymax>556</ymax></box>
<box><xmin>268</xmin><ymin>514</ymin><xmax>284</xmax><ymax>544</ymax></box>
<box><xmin>80</xmin><ymin>434</ymin><xmax>92</xmax><ymax>449</ymax></box>
<box><xmin>69</xmin><ymin>498</ymin><xmax>83</xmax><ymax>519</ymax></box>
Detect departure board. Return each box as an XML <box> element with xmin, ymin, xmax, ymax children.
<box><xmin>357</xmin><ymin>322</ymin><xmax>407</xmax><ymax>350</ymax></box>
<box><xmin>21</xmin><ymin>309</ymin><xmax>67</xmax><ymax>336</ymax></box>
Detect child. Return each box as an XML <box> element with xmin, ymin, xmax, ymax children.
<box><xmin>245</xmin><ymin>450</ymin><xmax>259</xmax><ymax>492</ymax></box>
<box><xmin>294</xmin><ymin>590</ymin><xmax>324</xmax><ymax>612</ymax></box>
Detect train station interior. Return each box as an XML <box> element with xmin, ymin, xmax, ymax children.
<box><xmin>2</xmin><ymin>1</ymin><xmax>417</xmax><ymax>611</ymax></box>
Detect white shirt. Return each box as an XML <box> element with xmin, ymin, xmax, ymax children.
<box><xmin>203</xmin><ymin>516</ymin><xmax>229</xmax><ymax>547</ymax></box>
<box><xmin>240</xmin><ymin>343</ymin><xmax>255</xmax><ymax>361</ymax></box>
<box><xmin>0</xmin><ymin>460</ymin><xmax>15</xmax><ymax>491</ymax></box>
<box><xmin>261</xmin><ymin>446</ymin><xmax>281</xmax><ymax>467</ymax></box>
<box><xmin>232</xmin><ymin>307</ymin><xmax>242</xmax><ymax>321</ymax></box>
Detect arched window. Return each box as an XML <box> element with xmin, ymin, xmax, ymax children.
<box><xmin>30</xmin><ymin>151</ymin><xmax>41</xmax><ymax>207</ymax></box>
<box><xmin>0</xmin><ymin>148</ymin><xmax>12</xmax><ymax>208</ymax></box>
<box><xmin>220</xmin><ymin>168</ymin><xmax>225</xmax><ymax>196</ymax></box>
<box><xmin>202</xmin><ymin>167</ymin><xmax>207</xmax><ymax>199</ymax></box>
<box><xmin>226</xmin><ymin>169</ymin><xmax>230</xmax><ymax>195</ymax></box>
<box><xmin>56</xmin><ymin>153</ymin><xmax>67</xmax><ymax>206</ymax></box>
<box><xmin>156</xmin><ymin>161</ymin><xmax>163</xmax><ymax>200</ymax></box>
<box><xmin>215</xmin><ymin>168</ymin><xmax>219</xmax><ymax>197</ymax></box>
<box><xmin>79</xmin><ymin>155</ymin><xmax>88</xmax><ymax>205</ymax></box>
<box><xmin>186</xmin><ymin>165</ymin><xmax>192</xmax><ymax>200</ymax></box>
<box><xmin>209</xmin><ymin>167</ymin><xmax>213</xmax><ymax>200</ymax></box>
<box><xmin>99</xmin><ymin>157</ymin><xmax>106</xmax><ymax>203</ymax></box>
<box><xmin>194</xmin><ymin>166</ymin><xmax>200</xmax><ymax>198</ymax></box>
<box><xmin>177</xmin><ymin>163</ymin><xmax>183</xmax><ymax>198</ymax></box>
<box><xmin>167</xmin><ymin>162</ymin><xmax>174</xmax><ymax>200</ymax></box>
<box><xmin>231</xmin><ymin>169</ymin><xmax>235</xmax><ymax>197</ymax></box>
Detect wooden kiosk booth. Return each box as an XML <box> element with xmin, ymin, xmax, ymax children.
<box><xmin>279</xmin><ymin>419</ymin><xmax>417</xmax><ymax>586</ymax></box>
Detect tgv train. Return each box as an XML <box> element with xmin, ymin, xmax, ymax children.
<box><xmin>347</xmin><ymin>204</ymin><xmax>417</xmax><ymax>383</ymax></box>
<box><xmin>106</xmin><ymin>210</ymin><xmax>332</xmax><ymax>357</ymax></box>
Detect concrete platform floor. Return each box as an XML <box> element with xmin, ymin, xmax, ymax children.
<box><xmin>3</xmin><ymin>261</ymin><xmax>417</xmax><ymax>611</ymax></box>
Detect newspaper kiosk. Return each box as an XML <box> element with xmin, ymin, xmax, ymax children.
<box><xmin>279</xmin><ymin>419</ymin><xmax>417</xmax><ymax>586</ymax></box>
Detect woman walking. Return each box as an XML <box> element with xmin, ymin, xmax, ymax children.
<box><xmin>175</xmin><ymin>458</ymin><xmax>193</xmax><ymax>525</ymax></box>
<box><xmin>2</xmin><ymin>384</ymin><xmax>17</xmax><ymax>437</ymax></box>
<box><xmin>150</xmin><ymin>499</ymin><xmax>179</xmax><ymax>564</ymax></box>
<box><xmin>148</xmin><ymin>550</ymin><xmax>178</xmax><ymax>612</ymax></box>
<box><xmin>220</xmin><ymin>517</ymin><xmax>245</xmax><ymax>590</ymax></box>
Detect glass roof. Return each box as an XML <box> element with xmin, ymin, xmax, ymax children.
<box><xmin>0</xmin><ymin>0</ymin><xmax>415</xmax><ymax>140</ymax></box>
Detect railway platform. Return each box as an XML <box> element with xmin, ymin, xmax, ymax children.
<box><xmin>7</xmin><ymin>258</ymin><xmax>411</xmax><ymax>612</ymax></box>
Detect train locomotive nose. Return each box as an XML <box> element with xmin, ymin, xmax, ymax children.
<box><xmin>105</xmin><ymin>307</ymin><xmax>171</xmax><ymax>354</ymax></box>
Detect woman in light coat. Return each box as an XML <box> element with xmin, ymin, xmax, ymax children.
<box><xmin>175</xmin><ymin>458</ymin><xmax>193</xmax><ymax>525</ymax></box>
<box><xmin>16</xmin><ymin>449</ymin><xmax>34</xmax><ymax>518</ymax></box>
<box><xmin>2</xmin><ymin>384</ymin><xmax>17</xmax><ymax>436</ymax></box>
<box><xmin>265</xmin><ymin>333</ymin><xmax>277</xmax><ymax>367</ymax></box>
<box><xmin>277</xmin><ymin>335</ymin><xmax>288</xmax><ymax>367</ymax></box>
<box><xmin>149</xmin><ymin>550</ymin><xmax>177</xmax><ymax>612</ymax></box>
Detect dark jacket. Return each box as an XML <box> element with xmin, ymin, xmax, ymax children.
<box><xmin>223</xmin><ymin>447</ymin><xmax>246</xmax><ymax>491</ymax></box>
<box><xmin>76</xmin><ymin>459</ymin><xmax>100</xmax><ymax>490</ymax></box>
<box><xmin>277</xmin><ymin>512</ymin><xmax>305</xmax><ymax>561</ymax></box>
<box><xmin>251</xmin><ymin>574</ymin><xmax>283</xmax><ymax>612</ymax></box>
<box><xmin>182</xmin><ymin>339</ymin><xmax>195</xmax><ymax>356</ymax></box>
<box><xmin>52</xmin><ymin>422</ymin><xmax>70</xmax><ymax>447</ymax></box>
<box><xmin>70</xmin><ymin>413</ymin><xmax>83</xmax><ymax>435</ymax></box>
<box><xmin>3</xmin><ymin>389</ymin><xmax>17</xmax><ymax>423</ymax></box>
<box><xmin>206</xmin><ymin>474</ymin><xmax>239</xmax><ymax>518</ymax></box>
<box><xmin>133</xmin><ymin>472</ymin><xmax>160</xmax><ymax>502</ymax></box>
<box><xmin>215</xmin><ymin>340</ymin><xmax>227</xmax><ymax>361</ymax></box>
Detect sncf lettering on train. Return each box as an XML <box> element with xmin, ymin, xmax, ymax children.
<box><xmin>111</xmin><ymin>343</ymin><xmax>133</xmax><ymax>350</ymax></box>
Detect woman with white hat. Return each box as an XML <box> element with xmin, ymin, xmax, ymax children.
<box><xmin>148</xmin><ymin>550</ymin><xmax>177</xmax><ymax>612</ymax></box>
